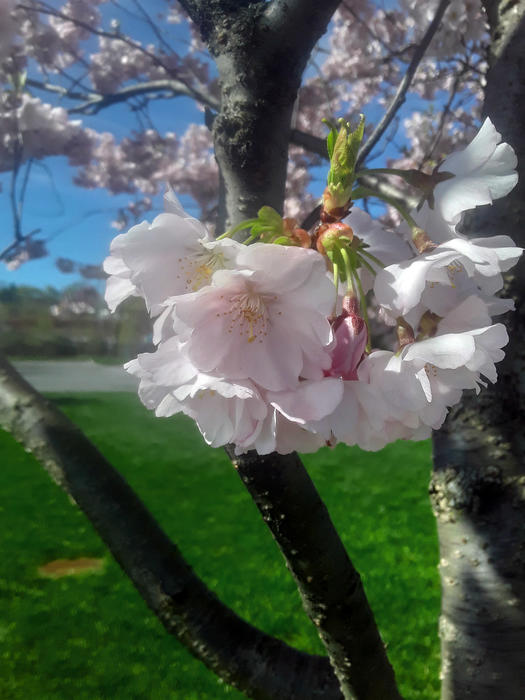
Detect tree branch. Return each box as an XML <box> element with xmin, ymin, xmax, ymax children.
<box><xmin>25</xmin><ymin>78</ymin><xmax>93</xmax><ymax>103</ymax></box>
<box><xmin>419</xmin><ymin>65</ymin><xmax>467</xmax><ymax>167</ymax></box>
<box><xmin>0</xmin><ymin>354</ymin><xmax>343</xmax><ymax>700</ymax></box>
<box><xmin>356</xmin><ymin>0</ymin><xmax>452</xmax><ymax>167</ymax></box>
<box><xmin>184</xmin><ymin>2</ymin><xmax>403</xmax><ymax>696</ymax></box>
<box><xmin>9</xmin><ymin>146</ymin><xmax>23</xmax><ymax>242</ymax></box>
<box><xmin>263</xmin><ymin>0</ymin><xmax>342</xmax><ymax>41</ymax></box>
<box><xmin>26</xmin><ymin>77</ymin><xmax>219</xmax><ymax>115</ymax></box>
<box><xmin>228</xmin><ymin>447</ymin><xmax>403</xmax><ymax>700</ymax></box>
<box><xmin>21</xmin><ymin>3</ymin><xmax>219</xmax><ymax>114</ymax></box>
<box><xmin>291</xmin><ymin>128</ymin><xmax>327</xmax><ymax>158</ymax></box>
<box><xmin>68</xmin><ymin>79</ymin><xmax>219</xmax><ymax>114</ymax></box>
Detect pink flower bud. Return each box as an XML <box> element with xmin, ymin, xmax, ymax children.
<box><xmin>330</xmin><ymin>311</ymin><xmax>368</xmax><ymax>380</ymax></box>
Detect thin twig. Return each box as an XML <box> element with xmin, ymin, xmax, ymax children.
<box><xmin>131</xmin><ymin>0</ymin><xmax>175</xmax><ymax>57</ymax></box>
<box><xmin>25</xmin><ymin>78</ymin><xmax>93</xmax><ymax>102</ymax></box>
<box><xmin>9</xmin><ymin>142</ymin><xmax>23</xmax><ymax>242</ymax></box>
<box><xmin>18</xmin><ymin>158</ymin><xmax>33</xmax><ymax>231</ymax></box>
<box><xmin>356</xmin><ymin>0</ymin><xmax>452</xmax><ymax>167</ymax></box>
<box><xmin>0</xmin><ymin>229</ymin><xmax>41</xmax><ymax>261</ymax></box>
<box><xmin>419</xmin><ymin>66</ymin><xmax>466</xmax><ymax>167</ymax></box>
<box><xmin>342</xmin><ymin>1</ymin><xmax>394</xmax><ymax>54</ymax></box>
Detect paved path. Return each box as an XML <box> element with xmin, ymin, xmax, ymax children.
<box><xmin>13</xmin><ymin>360</ymin><xmax>138</xmax><ymax>393</ymax></box>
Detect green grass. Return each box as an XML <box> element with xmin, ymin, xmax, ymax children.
<box><xmin>0</xmin><ymin>393</ymin><xmax>440</xmax><ymax>699</ymax></box>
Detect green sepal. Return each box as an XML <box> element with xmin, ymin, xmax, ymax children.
<box><xmin>272</xmin><ymin>236</ymin><xmax>291</xmax><ymax>245</ymax></box>
<box><xmin>250</xmin><ymin>206</ymin><xmax>285</xmax><ymax>242</ymax></box>
<box><xmin>257</xmin><ymin>206</ymin><xmax>283</xmax><ymax>228</ymax></box>
<box><xmin>326</xmin><ymin>246</ymin><xmax>347</xmax><ymax>282</ymax></box>
<box><xmin>218</xmin><ymin>206</ymin><xmax>284</xmax><ymax>242</ymax></box>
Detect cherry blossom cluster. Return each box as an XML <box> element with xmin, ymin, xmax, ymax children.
<box><xmin>0</xmin><ymin>0</ymin><xmax>18</xmax><ymax>61</ymax></box>
<box><xmin>0</xmin><ymin>93</ymin><xmax>97</xmax><ymax>172</ymax></box>
<box><xmin>104</xmin><ymin>118</ymin><xmax>521</xmax><ymax>455</ymax></box>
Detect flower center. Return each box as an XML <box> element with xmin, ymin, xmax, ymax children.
<box><xmin>178</xmin><ymin>246</ymin><xmax>226</xmax><ymax>292</ymax></box>
<box><xmin>446</xmin><ymin>260</ymin><xmax>463</xmax><ymax>287</ymax></box>
<box><xmin>227</xmin><ymin>291</ymin><xmax>271</xmax><ymax>344</ymax></box>
<box><xmin>424</xmin><ymin>362</ymin><xmax>438</xmax><ymax>378</ymax></box>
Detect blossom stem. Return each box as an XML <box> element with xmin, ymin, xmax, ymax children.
<box><xmin>356</xmin><ymin>167</ymin><xmax>410</xmax><ymax>178</ymax></box>
<box><xmin>333</xmin><ymin>260</ymin><xmax>340</xmax><ymax>313</ymax></box>
<box><xmin>359</xmin><ymin>247</ymin><xmax>385</xmax><ymax>268</ymax></box>
<box><xmin>351</xmin><ymin>185</ymin><xmax>423</xmax><ymax>236</ymax></box>
<box><xmin>357</xmin><ymin>255</ymin><xmax>377</xmax><ymax>277</ymax></box>
<box><xmin>340</xmin><ymin>245</ymin><xmax>354</xmax><ymax>292</ymax></box>
<box><xmin>341</xmin><ymin>245</ymin><xmax>372</xmax><ymax>352</ymax></box>
<box><xmin>353</xmin><ymin>269</ymin><xmax>372</xmax><ymax>352</ymax></box>
<box><xmin>216</xmin><ymin>218</ymin><xmax>259</xmax><ymax>240</ymax></box>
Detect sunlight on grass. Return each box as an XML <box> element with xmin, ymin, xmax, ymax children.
<box><xmin>0</xmin><ymin>393</ymin><xmax>440</xmax><ymax>699</ymax></box>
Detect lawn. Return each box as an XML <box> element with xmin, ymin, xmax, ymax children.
<box><xmin>0</xmin><ymin>393</ymin><xmax>440</xmax><ymax>699</ymax></box>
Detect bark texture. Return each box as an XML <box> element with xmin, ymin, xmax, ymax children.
<box><xmin>432</xmin><ymin>3</ymin><xmax>525</xmax><ymax>698</ymax></box>
<box><xmin>229</xmin><ymin>447</ymin><xmax>403</xmax><ymax>700</ymax></box>
<box><xmin>183</xmin><ymin>1</ymin><xmax>403</xmax><ymax>697</ymax></box>
<box><xmin>180</xmin><ymin>0</ymin><xmax>343</xmax><ymax>229</ymax></box>
<box><xmin>0</xmin><ymin>354</ymin><xmax>343</xmax><ymax>700</ymax></box>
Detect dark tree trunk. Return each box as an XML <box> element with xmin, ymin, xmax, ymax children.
<box><xmin>432</xmin><ymin>3</ymin><xmax>525</xmax><ymax>698</ymax></box>
<box><xmin>179</xmin><ymin>1</ymin><xmax>403</xmax><ymax>697</ymax></box>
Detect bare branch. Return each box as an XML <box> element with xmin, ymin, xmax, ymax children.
<box><xmin>26</xmin><ymin>77</ymin><xmax>218</xmax><ymax>114</ymax></box>
<box><xmin>25</xmin><ymin>78</ymin><xmax>94</xmax><ymax>103</ymax></box>
<box><xmin>263</xmin><ymin>0</ymin><xmax>342</xmax><ymax>49</ymax></box>
<box><xmin>0</xmin><ymin>354</ymin><xmax>343</xmax><ymax>700</ymax></box>
<box><xmin>0</xmin><ymin>229</ymin><xmax>41</xmax><ymax>262</ymax></box>
<box><xmin>18</xmin><ymin>158</ymin><xmax>33</xmax><ymax>231</ymax></box>
<box><xmin>291</xmin><ymin>128</ymin><xmax>327</xmax><ymax>158</ymax></box>
<box><xmin>9</xmin><ymin>140</ymin><xmax>23</xmax><ymax>242</ymax></box>
<box><xmin>68</xmin><ymin>79</ymin><xmax>219</xmax><ymax>114</ymax></box>
<box><xmin>131</xmin><ymin>0</ymin><xmax>177</xmax><ymax>57</ymax></box>
<box><xmin>357</xmin><ymin>174</ymin><xmax>419</xmax><ymax>210</ymax></box>
<box><xmin>419</xmin><ymin>65</ymin><xmax>467</xmax><ymax>166</ymax></box>
<box><xmin>356</xmin><ymin>0</ymin><xmax>452</xmax><ymax>167</ymax></box>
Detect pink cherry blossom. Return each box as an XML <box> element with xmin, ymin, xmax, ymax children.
<box><xmin>126</xmin><ymin>338</ymin><xmax>268</xmax><ymax>449</ymax></box>
<box><xmin>306</xmin><ymin>379</ymin><xmax>389</xmax><ymax>451</ymax></box>
<box><xmin>241</xmin><ymin>408</ymin><xmax>327</xmax><ymax>456</ymax></box>
<box><xmin>375</xmin><ymin>235</ymin><xmax>522</xmax><ymax>318</ymax></box>
<box><xmin>104</xmin><ymin>193</ymin><xmax>241</xmax><ymax>314</ymax></box>
<box><xmin>363</xmin><ymin>296</ymin><xmax>509</xmax><ymax>434</ymax></box>
<box><xmin>0</xmin><ymin>0</ymin><xmax>18</xmax><ymax>60</ymax></box>
<box><xmin>173</xmin><ymin>243</ymin><xmax>334</xmax><ymax>392</ymax></box>
<box><xmin>416</xmin><ymin>118</ymin><xmax>518</xmax><ymax>242</ymax></box>
<box><xmin>344</xmin><ymin>207</ymin><xmax>412</xmax><ymax>293</ymax></box>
